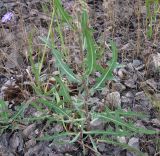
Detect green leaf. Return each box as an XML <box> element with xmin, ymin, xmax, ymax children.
<box><xmin>51</xmin><ymin>49</ymin><xmax>80</xmax><ymax>83</ymax></box>
<box><xmin>83</xmin><ymin>130</ymin><xmax>130</xmax><ymax>136</ymax></box>
<box><xmin>81</xmin><ymin>10</ymin><xmax>96</xmax><ymax>75</ymax></box>
<box><xmin>69</xmin><ymin>132</ymin><xmax>80</xmax><ymax>143</ymax></box>
<box><xmin>0</xmin><ymin>100</ymin><xmax>9</xmax><ymax>122</ymax></box>
<box><xmin>92</xmin><ymin>112</ymin><xmax>156</xmax><ymax>135</ymax></box>
<box><xmin>55</xmin><ymin>76</ymin><xmax>72</xmax><ymax>103</ymax></box>
<box><xmin>92</xmin><ymin>40</ymin><xmax>118</xmax><ymax>91</ymax></box>
<box><xmin>37</xmin><ymin>98</ymin><xmax>70</xmax><ymax>118</ymax></box>
<box><xmin>54</xmin><ymin>0</ymin><xmax>72</xmax><ymax>23</ymax></box>
<box><xmin>40</xmin><ymin>37</ymin><xmax>80</xmax><ymax>83</ymax></box>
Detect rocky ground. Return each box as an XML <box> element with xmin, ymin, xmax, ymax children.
<box><xmin>0</xmin><ymin>0</ymin><xmax>160</xmax><ymax>156</ymax></box>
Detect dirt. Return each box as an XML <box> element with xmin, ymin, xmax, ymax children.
<box><xmin>0</xmin><ymin>0</ymin><xmax>160</xmax><ymax>156</ymax></box>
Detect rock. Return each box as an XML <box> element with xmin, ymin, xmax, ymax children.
<box><xmin>50</xmin><ymin>137</ymin><xmax>76</xmax><ymax>153</ymax></box>
<box><xmin>106</xmin><ymin>91</ymin><xmax>121</xmax><ymax>108</ymax></box>
<box><xmin>135</xmin><ymin>91</ymin><xmax>146</xmax><ymax>101</ymax></box>
<box><xmin>117</xmin><ymin>136</ymin><xmax>126</xmax><ymax>144</ymax></box>
<box><xmin>9</xmin><ymin>132</ymin><xmax>24</xmax><ymax>154</ymax></box>
<box><xmin>132</xmin><ymin>59</ymin><xmax>141</xmax><ymax>68</ymax></box>
<box><xmin>151</xmin><ymin>118</ymin><xmax>160</xmax><ymax>127</ymax></box>
<box><xmin>33</xmin><ymin>111</ymin><xmax>44</xmax><ymax>117</ymax></box>
<box><xmin>117</xmin><ymin>68</ymin><xmax>128</xmax><ymax>79</ymax></box>
<box><xmin>101</xmin><ymin>87</ymin><xmax>110</xmax><ymax>95</ymax></box>
<box><xmin>127</xmin><ymin>63</ymin><xmax>135</xmax><ymax>72</ymax></box>
<box><xmin>0</xmin><ymin>145</ymin><xmax>15</xmax><ymax>156</ymax></box>
<box><xmin>135</xmin><ymin>64</ymin><xmax>145</xmax><ymax>71</ymax></box>
<box><xmin>97</xmin><ymin>143</ymin><xmax>106</xmax><ymax>152</ymax></box>
<box><xmin>124</xmin><ymin>79</ymin><xmax>136</xmax><ymax>88</ymax></box>
<box><xmin>121</xmin><ymin>91</ymin><xmax>134</xmax><ymax>106</ymax></box>
<box><xmin>24</xmin><ymin>143</ymin><xmax>53</xmax><ymax>156</ymax></box>
<box><xmin>121</xmin><ymin>96</ymin><xmax>132</xmax><ymax>104</ymax></box>
<box><xmin>148</xmin><ymin>145</ymin><xmax>156</xmax><ymax>155</ymax></box>
<box><xmin>90</xmin><ymin>118</ymin><xmax>104</xmax><ymax>130</ymax></box>
<box><xmin>22</xmin><ymin>124</ymin><xmax>36</xmax><ymax>138</ymax></box>
<box><xmin>88</xmin><ymin>97</ymin><xmax>100</xmax><ymax>106</ymax></box>
<box><xmin>112</xmin><ymin>82</ymin><xmax>126</xmax><ymax>92</ymax></box>
<box><xmin>147</xmin><ymin>53</ymin><xmax>160</xmax><ymax>75</ymax></box>
<box><xmin>125</xmin><ymin>92</ymin><xmax>134</xmax><ymax>98</ymax></box>
<box><xmin>49</xmin><ymin>124</ymin><xmax>64</xmax><ymax>134</ymax></box>
<box><xmin>127</xmin><ymin>137</ymin><xmax>140</xmax><ymax>156</ymax></box>
<box><xmin>135</xmin><ymin>120</ymin><xmax>146</xmax><ymax>129</ymax></box>
<box><xmin>128</xmin><ymin>138</ymin><xmax>139</xmax><ymax>148</ymax></box>
<box><xmin>25</xmin><ymin>139</ymin><xmax>36</xmax><ymax>149</ymax></box>
<box><xmin>145</xmin><ymin>79</ymin><xmax>158</xmax><ymax>91</ymax></box>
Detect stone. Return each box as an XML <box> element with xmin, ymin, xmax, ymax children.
<box><xmin>112</xmin><ymin>82</ymin><xmax>126</xmax><ymax>92</ymax></box>
<box><xmin>132</xmin><ymin>59</ymin><xmax>141</xmax><ymax>68</ymax></box>
<box><xmin>127</xmin><ymin>137</ymin><xmax>140</xmax><ymax>156</ymax></box>
<box><xmin>25</xmin><ymin>139</ymin><xmax>36</xmax><ymax>149</ymax></box>
<box><xmin>50</xmin><ymin>137</ymin><xmax>76</xmax><ymax>153</ymax></box>
<box><xmin>135</xmin><ymin>91</ymin><xmax>146</xmax><ymax>101</ymax></box>
<box><xmin>117</xmin><ymin>68</ymin><xmax>128</xmax><ymax>79</ymax></box>
<box><xmin>106</xmin><ymin>91</ymin><xmax>121</xmax><ymax>107</ymax></box>
<box><xmin>97</xmin><ymin>143</ymin><xmax>106</xmax><ymax>152</ymax></box>
<box><xmin>90</xmin><ymin>118</ymin><xmax>104</xmax><ymax>130</ymax></box>
<box><xmin>147</xmin><ymin>53</ymin><xmax>160</xmax><ymax>75</ymax></box>
<box><xmin>49</xmin><ymin>124</ymin><xmax>64</xmax><ymax>134</ymax></box>
<box><xmin>117</xmin><ymin>136</ymin><xmax>126</xmax><ymax>144</ymax></box>
<box><xmin>101</xmin><ymin>87</ymin><xmax>110</xmax><ymax>95</ymax></box>
<box><xmin>22</xmin><ymin>124</ymin><xmax>36</xmax><ymax>138</ymax></box>
<box><xmin>128</xmin><ymin>137</ymin><xmax>139</xmax><ymax>148</ymax></box>
<box><xmin>9</xmin><ymin>132</ymin><xmax>24</xmax><ymax>153</ymax></box>
<box><xmin>124</xmin><ymin>79</ymin><xmax>136</xmax><ymax>88</ymax></box>
<box><xmin>121</xmin><ymin>96</ymin><xmax>132</xmax><ymax>104</ymax></box>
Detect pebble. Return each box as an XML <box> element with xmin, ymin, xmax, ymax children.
<box><xmin>135</xmin><ymin>91</ymin><xmax>146</xmax><ymax>101</ymax></box>
<box><xmin>127</xmin><ymin>137</ymin><xmax>140</xmax><ymax>156</ymax></box>
<box><xmin>147</xmin><ymin>53</ymin><xmax>160</xmax><ymax>75</ymax></box>
<box><xmin>112</xmin><ymin>82</ymin><xmax>126</xmax><ymax>92</ymax></box>
<box><xmin>124</xmin><ymin>79</ymin><xmax>137</xmax><ymax>88</ymax></box>
<box><xmin>50</xmin><ymin>137</ymin><xmax>76</xmax><ymax>153</ymax></box>
<box><xmin>97</xmin><ymin>143</ymin><xmax>106</xmax><ymax>152</ymax></box>
<box><xmin>25</xmin><ymin>139</ymin><xmax>37</xmax><ymax>149</ymax></box>
<box><xmin>117</xmin><ymin>136</ymin><xmax>126</xmax><ymax>144</ymax></box>
<box><xmin>90</xmin><ymin>118</ymin><xmax>104</xmax><ymax>130</ymax></box>
<box><xmin>22</xmin><ymin>124</ymin><xmax>36</xmax><ymax>138</ymax></box>
<box><xmin>132</xmin><ymin>59</ymin><xmax>141</xmax><ymax>68</ymax></box>
<box><xmin>106</xmin><ymin>91</ymin><xmax>121</xmax><ymax>107</ymax></box>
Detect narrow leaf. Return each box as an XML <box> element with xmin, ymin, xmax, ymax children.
<box><xmin>92</xmin><ymin>40</ymin><xmax>118</xmax><ymax>91</ymax></box>
<box><xmin>40</xmin><ymin>37</ymin><xmax>80</xmax><ymax>83</ymax></box>
<box><xmin>54</xmin><ymin>0</ymin><xmax>72</xmax><ymax>23</ymax></box>
<box><xmin>55</xmin><ymin>76</ymin><xmax>72</xmax><ymax>102</ymax></box>
<box><xmin>81</xmin><ymin>10</ymin><xmax>96</xmax><ymax>75</ymax></box>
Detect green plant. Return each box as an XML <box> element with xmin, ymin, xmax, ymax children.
<box><xmin>145</xmin><ymin>0</ymin><xmax>160</xmax><ymax>39</ymax></box>
<box><xmin>35</xmin><ymin>1</ymin><xmax>157</xmax><ymax>155</ymax></box>
<box><xmin>0</xmin><ymin>1</ymin><xmax>158</xmax><ymax>155</ymax></box>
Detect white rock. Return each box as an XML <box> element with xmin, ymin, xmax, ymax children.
<box><xmin>106</xmin><ymin>91</ymin><xmax>121</xmax><ymax>107</ymax></box>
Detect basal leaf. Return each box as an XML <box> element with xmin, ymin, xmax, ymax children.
<box><xmin>40</xmin><ymin>37</ymin><xmax>80</xmax><ymax>83</ymax></box>
<box><xmin>55</xmin><ymin>76</ymin><xmax>72</xmax><ymax>103</ymax></box>
<box><xmin>52</xmin><ymin>49</ymin><xmax>80</xmax><ymax>83</ymax></box>
<box><xmin>81</xmin><ymin>10</ymin><xmax>96</xmax><ymax>75</ymax></box>
<box><xmin>37</xmin><ymin>98</ymin><xmax>70</xmax><ymax>118</ymax></box>
<box><xmin>92</xmin><ymin>40</ymin><xmax>118</xmax><ymax>91</ymax></box>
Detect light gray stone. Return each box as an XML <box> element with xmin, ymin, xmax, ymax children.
<box><xmin>106</xmin><ymin>91</ymin><xmax>121</xmax><ymax>107</ymax></box>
